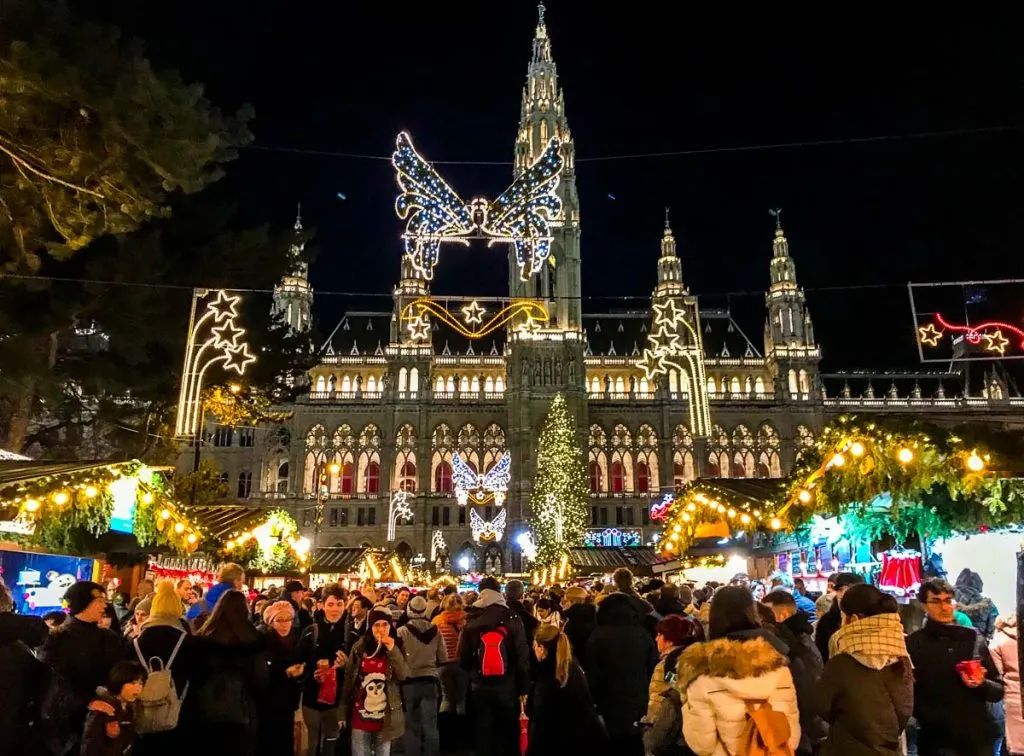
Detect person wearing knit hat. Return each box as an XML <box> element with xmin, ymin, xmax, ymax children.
<box><xmin>149</xmin><ymin>580</ymin><xmax>184</xmax><ymax>620</ymax></box>
<box><xmin>406</xmin><ymin>595</ymin><xmax>428</xmax><ymax>619</ymax></box>
<box><xmin>646</xmin><ymin>614</ymin><xmax>702</xmax><ymax>726</ymax></box>
<box><xmin>339</xmin><ymin>605</ymin><xmax>411</xmax><ymax>753</ymax></box>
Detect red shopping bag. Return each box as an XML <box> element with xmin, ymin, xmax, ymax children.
<box><xmin>519</xmin><ymin>708</ymin><xmax>529</xmax><ymax>755</ymax></box>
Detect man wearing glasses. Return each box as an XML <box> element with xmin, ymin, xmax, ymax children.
<box><xmin>907</xmin><ymin>578</ymin><xmax>1004</xmax><ymax>755</ymax></box>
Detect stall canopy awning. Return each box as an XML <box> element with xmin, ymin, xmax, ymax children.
<box><xmin>311</xmin><ymin>546</ymin><xmax>371</xmax><ymax>574</ymax></box>
<box><xmin>0</xmin><ymin>460</ymin><xmax>128</xmax><ymax>489</ymax></box>
<box><xmin>187</xmin><ymin>506</ymin><xmax>270</xmax><ymax>542</ymax></box>
<box><xmin>569</xmin><ymin>546</ymin><xmax>664</xmax><ymax>576</ymax></box>
<box><xmin>692</xmin><ymin>478</ymin><xmax>788</xmax><ymax>505</ymax></box>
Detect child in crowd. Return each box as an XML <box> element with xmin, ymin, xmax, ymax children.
<box><xmin>81</xmin><ymin>660</ymin><xmax>147</xmax><ymax>756</ymax></box>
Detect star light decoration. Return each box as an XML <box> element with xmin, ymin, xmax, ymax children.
<box><xmin>918</xmin><ymin>313</ymin><xmax>1024</xmax><ymax>357</ymax></box>
<box><xmin>637</xmin><ymin>296</ymin><xmax>712</xmax><ymax>436</ymax></box>
<box><xmin>470</xmin><ymin>507</ymin><xmax>507</xmax><ymax>543</ymax></box>
<box><xmin>392</xmin><ymin>131</ymin><xmax>565</xmax><ymax>281</ymax></box>
<box><xmin>430</xmin><ymin>530</ymin><xmax>447</xmax><ymax>563</ymax></box>
<box><xmin>387</xmin><ymin>490</ymin><xmax>414</xmax><ymax>542</ymax></box>
<box><xmin>451</xmin><ymin>453</ymin><xmax>511</xmax><ymax>507</ymax></box>
<box><xmin>402</xmin><ymin>298</ymin><xmax>548</xmax><ymax>343</ymax></box>
<box><xmin>175</xmin><ymin>290</ymin><xmax>256</xmax><ymax>437</ymax></box>
<box><xmin>649</xmin><ymin>492</ymin><xmax>674</xmax><ymax>522</ymax></box>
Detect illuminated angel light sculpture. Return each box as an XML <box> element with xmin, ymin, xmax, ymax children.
<box><xmin>392</xmin><ymin>131</ymin><xmax>564</xmax><ymax>281</ymax></box>
<box><xmin>451</xmin><ymin>453</ymin><xmax>511</xmax><ymax>507</ymax></box>
<box><xmin>471</xmin><ymin>507</ymin><xmax>507</xmax><ymax>543</ymax></box>
<box><xmin>175</xmin><ymin>290</ymin><xmax>256</xmax><ymax>438</ymax></box>
<box><xmin>387</xmin><ymin>490</ymin><xmax>414</xmax><ymax>542</ymax></box>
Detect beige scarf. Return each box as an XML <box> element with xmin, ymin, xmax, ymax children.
<box><xmin>829</xmin><ymin>612</ymin><xmax>909</xmax><ymax>670</ymax></box>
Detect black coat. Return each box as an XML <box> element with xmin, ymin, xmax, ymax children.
<box><xmin>508</xmin><ymin>598</ymin><xmax>539</xmax><ymax>646</ymax></box>
<box><xmin>296</xmin><ymin>616</ymin><xmax>348</xmax><ymax>710</ymax></box>
<box><xmin>190</xmin><ymin>635</ymin><xmax>269</xmax><ymax>756</ymax></box>
<box><xmin>907</xmin><ymin>621</ymin><xmax>1003</xmax><ymax>752</ymax></box>
<box><xmin>562</xmin><ymin>602</ymin><xmax>597</xmax><ymax>673</ymax></box>
<box><xmin>460</xmin><ymin>598</ymin><xmax>531</xmax><ymax>695</ymax></box>
<box><xmin>814</xmin><ymin>600</ymin><xmax>842</xmax><ymax>662</ymax></box>
<box><xmin>0</xmin><ymin>612</ymin><xmax>48</xmax><ymax>756</ymax></box>
<box><xmin>41</xmin><ymin>617</ymin><xmax>126</xmax><ymax>731</ymax></box>
<box><xmin>586</xmin><ymin>593</ymin><xmax>658</xmax><ymax>737</ymax></box>
<box><xmin>815</xmin><ymin>654</ymin><xmax>913</xmax><ymax>756</ymax></box>
<box><xmin>775</xmin><ymin>612</ymin><xmax>827</xmax><ymax>753</ymax></box>
<box><xmin>526</xmin><ymin>659</ymin><xmax>606</xmax><ymax>755</ymax></box>
<box><xmin>257</xmin><ymin>628</ymin><xmax>303</xmax><ymax>756</ymax></box>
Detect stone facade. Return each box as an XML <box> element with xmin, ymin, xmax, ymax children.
<box><xmin>179</xmin><ymin>7</ymin><xmax>1024</xmax><ymax>574</ymax></box>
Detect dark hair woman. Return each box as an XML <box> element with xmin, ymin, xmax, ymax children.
<box><xmin>813</xmin><ymin>584</ymin><xmax>913</xmax><ymax>756</ymax></box>
<box><xmin>192</xmin><ymin>590</ymin><xmax>268</xmax><ymax>756</ymax></box>
<box><xmin>525</xmin><ymin>624</ymin><xmax>607</xmax><ymax>755</ymax></box>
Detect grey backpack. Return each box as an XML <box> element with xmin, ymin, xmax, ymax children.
<box><xmin>134</xmin><ymin>629</ymin><xmax>188</xmax><ymax>733</ymax></box>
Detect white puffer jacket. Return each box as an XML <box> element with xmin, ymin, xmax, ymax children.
<box><xmin>679</xmin><ymin>635</ymin><xmax>801</xmax><ymax>756</ymax></box>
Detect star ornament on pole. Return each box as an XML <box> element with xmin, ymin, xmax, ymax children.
<box><xmin>174</xmin><ymin>289</ymin><xmax>257</xmax><ymax>438</ymax></box>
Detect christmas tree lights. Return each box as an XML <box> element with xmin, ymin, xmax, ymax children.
<box><xmin>529</xmin><ymin>394</ymin><xmax>590</xmax><ymax>567</ymax></box>
<box><xmin>392</xmin><ymin>131</ymin><xmax>564</xmax><ymax>281</ymax></box>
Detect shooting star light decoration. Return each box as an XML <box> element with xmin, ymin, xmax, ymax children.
<box><xmin>918</xmin><ymin>313</ymin><xmax>1024</xmax><ymax>357</ymax></box>
<box><xmin>175</xmin><ymin>290</ymin><xmax>256</xmax><ymax>437</ymax></box>
<box><xmin>387</xmin><ymin>490</ymin><xmax>414</xmax><ymax>542</ymax></box>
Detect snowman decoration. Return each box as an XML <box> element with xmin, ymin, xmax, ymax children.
<box><xmin>361</xmin><ymin>672</ymin><xmax>387</xmax><ymax>719</ymax></box>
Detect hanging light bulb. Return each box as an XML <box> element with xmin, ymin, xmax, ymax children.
<box><xmin>142</xmin><ymin>492</ymin><xmax>154</xmax><ymax>504</ymax></box>
<box><xmin>187</xmin><ymin>533</ymin><xmax>197</xmax><ymax>544</ymax></box>
<box><xmin>160</xmin><ymin>509</ymin><xmax>171</xmax><ymax>520</ymax></box>
<box><xmin>770</xmin><ymin>517</ymin><xmax>782</xmax><ymax>530</ymax></box>
<box><xmin>681</xmin><ymin>512</ymin><xmax>691</xmax><ymax>522</ymax></box>
<box><xmin>830</xmin><ymin>453</ymin><xmax>846</xmax><ymax>468</ymax></box>
<box><xmin>850</xmin><ymin>441</ymin><xmax>865</xmax><ymax>457</ymax></box>
<box><xmin>740</xmin><ymin>513</ymin><xmax>751</xmax><ymax>525</ymax></box>
<box><xmin>53</xmin><ymin>491</ymin><xmax>69</xmax><ymax>505</ymax></box>
<box><xmin>226</xmin><ymin>540</ymin><xmax>235</xmax><ymax>550</ymax></box>
<box><xmin>672</xmin><ymin>524</ymin><xmax>682</xmax><ymax>534</ymax></box>
<box><xmin>966</xmin><ymin>452</ymin><xmax>985</xmax><ymax>472</ymax></box>
<box><xmin>24</xmin><ymin>499</ymin><xmax>40</xmax><ymax>512</ymax></box>
<box><xmin>174</xmin><ymin>522</ymin><xmax>185</xmax><ymax>534</ymax></box>
<box><xmin>798</xmin><ymin>489</ymin><xmax>812</xmax><ymax>503</ymax></box>
<box><xmin>84</xmin><ymin>485</ymin><xmax>98</xmax><ymax>498</ymax></box>
<box><xmin>898</xmin><ymin>448</ymin><xmax>914</xmax><ymax>464</ymax></box>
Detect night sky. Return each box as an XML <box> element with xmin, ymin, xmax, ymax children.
<box><xmin>79</xmin><ymin>2</ymin><xmax>1023</xmax><ymax>372</ymax></box>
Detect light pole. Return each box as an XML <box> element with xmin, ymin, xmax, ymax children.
<box><xmin>314</xmin><ymin>462</ymin><xmax>341</xmax><ymax>550</ymax></box>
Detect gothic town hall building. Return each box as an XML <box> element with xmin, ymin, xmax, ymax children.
<box><xmin>183</xmin><ymin>7</ymin><xmax>1022</xmax><ymax>576</ymax></box>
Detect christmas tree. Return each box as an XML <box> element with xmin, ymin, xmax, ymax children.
<box><xmin>530</xmin><ymin>393</ymin><xmax>590</xmax><ymax>567</ymax></box>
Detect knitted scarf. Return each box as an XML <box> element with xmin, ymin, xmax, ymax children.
<box><xmin>829</xmin><ymin>612</ymin><xmax>909</xmax><ymax>670</ymax></box>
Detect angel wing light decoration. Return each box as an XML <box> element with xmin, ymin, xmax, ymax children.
<box><xmin>450</xmin><ymin>453</ymin><xmax>511</xmax><ymax>507</ymax></box>
<box><xmin>470</xmin><ymin>508</ymin><xmax>507</xmax><ymax>543</ymax></box>
<box><xmin>392</xmin><ymin>132</ymin><xmax>564</xmax><ymax>281</ymax></box>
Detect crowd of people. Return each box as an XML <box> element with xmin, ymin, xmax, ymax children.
<box><xmin>0</xmin><ymin>560</ymin><xmax>1016</xmax><ymax>756</ymax></box>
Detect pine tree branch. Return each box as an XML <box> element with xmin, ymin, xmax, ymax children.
<box><xmin>0</xmin><ymin>136</ymin><xmax>105</xmax><ymax>199</ymax></box>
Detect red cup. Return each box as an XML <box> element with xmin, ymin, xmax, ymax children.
<box><xmin>956</xmin><ymin>659</ymin><xmax>983</xmax><ymax>681</ymax></box>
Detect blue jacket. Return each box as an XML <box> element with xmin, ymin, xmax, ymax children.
<box><xmin>185</xmin><ymin>581</ymin><xmax>235</xmax><ymax>621</ymax></box>
<box><xmin>794</xmin><ymin>592</ymin><xmax>817</xmax><ymax>622</ymax></box>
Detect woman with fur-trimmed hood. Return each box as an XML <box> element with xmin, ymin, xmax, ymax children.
<box><xmin>678</xmin><ymin>586</ymin><xmax>801</xmax><ymax>756</ymax></box>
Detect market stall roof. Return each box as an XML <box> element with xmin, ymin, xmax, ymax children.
<box><xmin>310</xmin><ymin>546</ymin><xmax>371</xmax><ymax>574</ymax></box>
<box><xmin>691</xmin><ymin>478</ymin><xmax>789</xmax><ymax>504</ymax></box>
<box><xmin>0</xmin><ymin>459</ymin><xmax>129</xmax><ymax>488</ymax></box>
<box><xmin>569</xmin><ymin>546</ymin><xmax>664</xmax><ymax>576</ymax></box>
<box><xmin>187</xmin><ymin>505</ymin><xmax>271</xmax><ymax>542</ymax></box>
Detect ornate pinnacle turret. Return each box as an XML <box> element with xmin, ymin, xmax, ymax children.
<box><xmin>516</xmin><ymin>1</ymin><xmax>571</xmax><ymax>173</ymax></box>
<box><xmin>656</xmin><ymin>210</ymin><xmax>683</xmax><ymax>292</ymax></box>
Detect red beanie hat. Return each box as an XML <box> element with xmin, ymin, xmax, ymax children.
<box><xmin>656</xmin><ymin>614</ymin><xmax>701</xmax><ymax>647</ymax></box>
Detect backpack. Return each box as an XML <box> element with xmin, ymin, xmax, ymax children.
<box><xmin>739</xmin><ymin>699</ymin><xmax>793</xmax><ymax>756</ymax></box>
<box><xmin>133</xmin><ymin>630</ymin><xmax>188</xmax><ymax>734</ymax></box>
<box><xmin>478</xmin><ymin>624</ymin><xmax>509</xmax><ymax>677</ymax></box>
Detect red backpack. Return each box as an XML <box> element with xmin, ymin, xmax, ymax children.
<box><xmin>479</xmin><ymin>624</ymin><xmax>509</xmax><ymax>677</ymax></box>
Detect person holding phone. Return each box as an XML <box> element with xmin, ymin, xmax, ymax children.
<box><xmin>907</xmin><ymin>578</ymin><xmax>1004</xmax><ymax>755</ymax></box>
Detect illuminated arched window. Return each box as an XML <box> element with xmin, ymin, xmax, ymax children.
<box><xmin>398</xmin><ymin>368</ymin><xmax>408</xmax><ymax>392</ymax></box>
<box><xmin>636</xmin><ymin>461</ymin><xmax>649</xmax><ymax>493</ymax></box>
<box><xmin>434</xmin><ymin>461</ymin><xmax>453</xmax><ymax>493</ymax></box>
<box><xmin>611</xmin><ymin>461</ymin><xmax>625</xmax><ymax>493</ymax></box>
<box><xmin>435</xmin><ymin>375</ymin><xmax>444</xmax><ymax>393</ymax></box>
<box><xmin>364</xmin><ymin>461</ymin><xmax>380</xmax><ymax>494</ymax></box>
<box><xmin>409</xmin><ymin>367</ymin><xmax>419</xmax><ymax>392</ymax></box>
<box><xmin>340</xmin><ymin>463</ymin><xmax>354</xmax><ymax>495</ymax></box>
<box><xmin>399</xmin><ymin>460</ymin><xmax>417</xmax><ymax>492</ymax></box>
<box><xmin>589</xmin><ymin>461</ymin><xmax>602</xmax><ymax>493</ymax></box>
<box><xmin>755</xmin><ymin>376</ymin><xmax>766</xmax><ymax>396</ymax></box>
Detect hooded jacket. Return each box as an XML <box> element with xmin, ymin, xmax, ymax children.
<box><xmin>81</xmin><ymin>688</ymin><xmax>135</xmax><ymax>756</ymax></box>
<box><xmin>459</xmin><ymin>589</ymin><xmax>530</xmax><ymax>695</ymax></box>
<box><xmin>432</xmin><ymin>608</ymin><xmax>466</xmax><ymax>661</ymax></box>
<box><xmin>398</xmin><ymin>616</ymin><xmax>447</xmax><ymax>679</ymax></box>
<box><xmin>955</xmin><ymin>569</ymin><xmax>998</xmax><ymax>640</ymax></box>
<box><xmin>679</xmin><ymin>637</ymin><xmax>801</xmax><ymax>756</ymax></box>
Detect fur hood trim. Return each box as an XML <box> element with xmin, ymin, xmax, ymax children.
<box><xmin>677</xmin><ymin>637</ymin><xmax>788</xmax><ymax>693</ymax></box>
